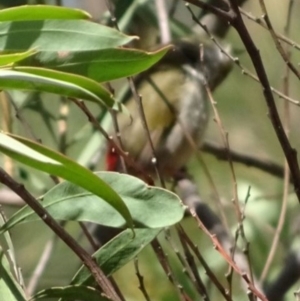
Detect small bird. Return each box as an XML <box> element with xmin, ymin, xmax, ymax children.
<box><xmin>106</xmin><ymin>40</ymin><xmax>232</xmax><ymax>179</ymax></box>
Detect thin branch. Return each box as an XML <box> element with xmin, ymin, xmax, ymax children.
<box><xmin>27</xmin><ymin>235</ymin><xmax>58</xmax><ymax>295</ymax></box>
<box><xmin>128</xmin><ymin>78</ymin><xmax>166</xmax><ymax>187</ymax></box>
<box><xmin>71</xmin><ymin>98</ymin><xmax>153</xmax><ymax>184</ymax></box>
<box><xmin>9</xmin><ymin>97</ymin><xmax>40</xmax><ymax>143</ymax></box>
<box><xmin>239</xmin><ymin>187</ymin><xmax>255</xmax><ymax>286</ymax></box>
<box><xmin>260</xmin><ymin>0</ymin><xmax>294</xmax><ymax>282</ymax></box>
<box><xmin>109</xmin><ymin>108</ymin><xmax>128</xmax><ymax>174</ymax></box>
<box><xmin>240</xmin><ymin>9</ymin><xmax>300</xmax><ymax>53</ymax></box>
<box><xmin>0</xmin><ymin>168</ymin><xmax>121</xmax><ymax>301</ymax></box>
<box><xmin>184</xmin><ymin>0</ymin><xmax>233</xmax><ymax>22</ymax></box>
<box><xmin>195</xmin><ymin>0</ymin><xmax>248</xmax><ymax>38</ymax></box>
<box><xmin>258</xmin><ymin>0</ymin><xmax>300</xmax><ymax>80</ymax></box>
<box><xmin>155</xmin><ymin>0</ymin><xmax>171</xmax><ymax>44</ymax></box>
<box><xmin>146</xmin><ymin>74</ymin><xmax>229</xmax><ymax>230</ymax></box>
<box><xmin>102</xmin><ymin>0</ymin><xmax>161</xmax><ymax>185</ymax></box>
<box><xmin>187</xmin><ymin>8</ymin><xmax>300</xmax><ymax>107</ymax></box>
<box><xmin>79</xmin><ymin>222</ymin><xmax>99</xmax><ymax>251</ymax></box>
<box><xmin>227</xmin><ymin>0</ymin><xmax>300</xmax><ymax>203</ymax></box>
<box><xmin>0</xmin><ymin>188</ymin><xmax>24</xmax><ymax>206</ymax></box>
<box><xmin>202</xmin><ymin>141</ymin><xmax>286</xmax><ymax>179</ymax></box>
<box><xmin>151</xmin><ymin>238</ymin><xmax>192</xmax><ymax>301</ymax></box>
<box><xmin>202</xmin><ymin>55</ymin><xmax>242</xmax><ymax>222</ymax></box>
<box><xmin>177</xmin><ymin>179</ymin><xmax>264</xmax><ymax>299</ymax></box>
<box><xmin>177</xmin><ymin>225</ymin><xmax>233</xmax><ymax>301</ymax></box>
<box><xmin>174</xmin><ymin>227</ymin><xmax>210</xmax><ymax>300</ymax></box>
<box><xmin>134</xmin><ymin>257</ymin><xmax>151</xmax><ymax>301</ymax></box>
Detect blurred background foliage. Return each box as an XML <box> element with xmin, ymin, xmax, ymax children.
<box><xmin>1</xmin><ymin>0</ymin><xmax>300</xmax><ymax>301</ymax></box>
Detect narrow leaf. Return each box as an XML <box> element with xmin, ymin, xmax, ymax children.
<box><xmin>0</xmin><ymin>49</ymin><xmax>37</xmax><ymax>66</ymax></box>
<box><xmin>0</xmin><ymin>251</ymin><xmax>27</xmax><ymax>301</ymax></box>
<box><xmin>13</xmin><ymin>67</ymin><xmax>114</xmax><ymax>106</ymax></box>
<box><xmin>0</xmin><ymin>68</ymin><xmax>114</xmax><ymax>106</ymax></box>
<box><xmin>0</xmin><ymin>172</ymin><xmax>184</xmax><ymax>230</ymax></box>
<box><xmin>0</xmin><ymin>133</ymin><xmax>133</xmax><ymax>230</ymax></box>
<box><xmin>31</xmin><ymin>285</ymin><xmax>108</xmax><ymax>301</ymax></box>
<box><xmin>0</xmin><ymin>212</ymin><xmax>22</xmax><ymax>287</ymax></box>
<box><xmin>0</xmin><ymin>5</ymin><xmax>91</xmax><ymax>22</ymax></box>
<box><xmin>36</xmin><ymin>46</ymin><xmax>171</xmax><ymax>82</ymax></box>
<box><xmin>0</xmin><ymin>20</ymin><xmax>135</xmax><ymax>52</ymax></box>
<box><xmin>71</xmin><ymin>228</ymin><xmax>161</xmax><ymax>286</ymax></box>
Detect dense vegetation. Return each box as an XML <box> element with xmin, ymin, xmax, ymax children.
<box><xmin>0</xmin><ymin>1</ymin><xmax>299</xmax><ymax>301</ymax></box>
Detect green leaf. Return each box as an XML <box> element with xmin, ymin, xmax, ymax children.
<box><xmin>0</xmin><ymin>5</ymin><xmax>91</xmax><ymax>22</ymax></box>
<box><xmin>71</xmin><ymin>228</ymin><xmax>160</xmax><ymax>286</ymax></box>
<box><xmin>0</xmin><ymin>212</ymin><xmax>22</xmax><ymax>288</ymax></box>
<box><xmin>0</xmin><ymin>251</ymin><xmax>27</xmax><ymax>301</ymax></box>
<box><xmin>36</xmin><ymin>46</ymin><xmax>171</xmax><ymax>82</ymax></box>
<box><xmin>0</xmin><ymin>133</ymin><xmax>133</xmax><ymax>230</ymax></box>
<box><xmin>31</xmin><ymin>285</ymin><xmax>108</xmax><ymax>301</ymax></box>
<box><xmin>0</xmin><ymin>20</ymin><xmax>135</xmax><ymax>52</ymax></box>
<box><xmin>0</xmin><ymin>68</ymin><xmax>114</xmax><ymax>106</ymax></box>
<box><xmin>0</xmin><ymin>49</ymin><xmax>37</xmax><ymax>66</ymax></box>
<box><xmin>1</xmin><ymin>172</ymin><xmax>184</xmax><ymax>229</ymax></box>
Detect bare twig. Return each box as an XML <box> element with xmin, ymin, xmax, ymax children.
<box><xmin>177</xmin><ymin>225</ymin><xmax>233</xmax><ymax>301</ymax></box>
<box><xmin>196</xmin><ymin>0</ymin><xmax>249</xmax><ymax>38</ymax></box>
<box><xmin>239</xmin><ymin>187</ymin><xmax>255</xmax><ymax>286</ymax></box>
<box><xmin>187</xmin><ymin>6</ymin><xmax>300</xmax><ymax>107</ymax></box>
<box><xmin>9</xmin><ymin>97</ymin><xmax>40</xmax><ymax>143</ymax></box>
<box><xmin>134</xmin><ymin>257</ymin><xmax>151</xmax><ymax>301</ymax></box>
<box><xmin>109</xmin><ymin>108</ymin><xmax>128</xmax><ymax>174</ymax></box>
<box><xmin>258</xmin><ymin>0</ymin><xmax>300</xmax><ymax>80</ymax></box>
<box><xmin>127</xmin><ymin>78</ymin><xmax>166</xmax><ymax>187</ymax></box>
<box><xmin>177</xmin><ymin>178</ymin><xmax>265</xmax><ymax>300</ymax></box>
<box><xmin>70</xmin><ymin>98</ymin><xmax>153</xmax><ymax>184</ymax></box>
<box><xmin>79</xmin><ymin>222</ymin><xmax>99</xmax><ymax>251</ymax></box>
<box><xmin>202</xmin><ymin>58</ymin><xmax>242</xmax><ymax>222</ymax></box>
<box><xmin>174</xmin><ymin>227</ymin><xmax>210</xmax><ymax>300</ymax></box>
<box><xmin>260</xmin><ymin>0</ymin><xmax>294</xmax><ymax>282</ymax></box>
<box><xmin>27</xmin><ymin>235</ymin><xmax>58</xmax><ymax>295</ymax></box>
<box><xmin>151</xmin><ymin>238</ymin><xmax>192</xmax><ymax>301</ymax></box>
<box><xmin>155</xmin><ymin>0</ymin><xmax>171</xmax><ymax>44</ymax></box>
<box><xmin>185</xmin><ymin>0</ymin><xmax>233</xmax><ymax>22</ymax></box>
<box><xmin>185</xmin><ymin>0</ymin><xmax>300</xmax><ymax>202</ymax></box>
<box><xmin>240</xmin><ymin>8</ymin><xmax>300</xmax><ymax>53</ymax></box>
<box><xmin>146</xmin><ymin>75</ymin><xmax>229</xmax><ymax>230</ymax></box>
<box><xmin>103</xmin><ymin>0</ymin><xmax>163</xmax><ymax>185</ymax></box>
<box><xmin>0</xmin><ymin>188</ymin><xmax>24</xmax><ymax>206</ymax></box>
<box><xmin>228</xmin><ymin>0</ymin><xmax>300</xmax><ymax>202</ymax></box>
<box><xmin>0</xmin><ymin>168</ymin><xmax>121</xmax><ymax>301</ymax></box>
<box><xmin>202</xmin><ymin>141</ymin><xmax>285</xmax><ymax>179</ymax></box>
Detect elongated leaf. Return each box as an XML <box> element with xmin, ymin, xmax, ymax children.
<box><xmin>13</xmin><ymin>67</ymin><xmax>114</xmax><ymax>106</ymax></box>
<box><xmin>0</xmin><ymin>251</ymin><xmax>27</xmax><ymax>301</ymax></box>
<box><xmin>0</xmin><ymin>68</ymin><xmax>113</xmax><ymax>106</ymax></box>
<box><xmin>0</xmin><ymin>212</ymin><xmax>22</xmax><ymax>287</ymax></box>
<box><xmin>0</xmin><ymin>20</ymin><xmax>135</xmax><ymax>52</ymax></box>
<box><xmin>0</xmin><ymin>133</ymin><xmax>133</xmax><ymax>230</ymax></box>
<box><xmin>71</xmin><ymin>228</ymin><xmax>160</xmax><ymax>287</ymax></box>
<box><xmin>31</xmin><ymin>285</ymin><xmax>108</xmax><ymax>301</ymax></box>
<box><xmin>1</xmin><ymin>172</ymin><xmax>184</xmax><ymax>230</ymax></box>
<box><xmin>0</xmin><ymin>49</ymin><xmax>37</xmax><ymax>66</ymax></box>
<box><xmin>36</xmin><ymin>46</ymin><xmax>171</xmax><ymax>82</ymax></box>
<box><xmin>0</xmin><ymin>5</ymin><xmax>90</xmax><ymax>22</ymax></box>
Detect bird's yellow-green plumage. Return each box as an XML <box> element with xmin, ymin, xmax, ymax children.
<box><xmin>110</xmin><ymin>41</ymin><xmax>232</xmax><ymax>176</ymax></box>
<box><xmin>119</xmin><ymin>67</ymin><xmax>183</xmax><ymax>156</ymax></box>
